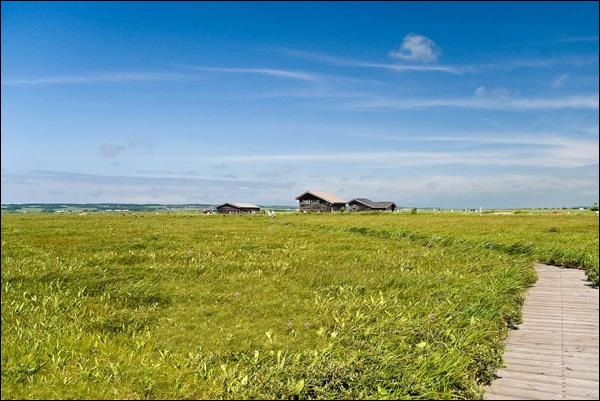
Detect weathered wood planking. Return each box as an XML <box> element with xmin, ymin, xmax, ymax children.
<box><xmin>485</xmin><ymin>263</ymin><xmax>599</xmax><ymax>400</ymax></box>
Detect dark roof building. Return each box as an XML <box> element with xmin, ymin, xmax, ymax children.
<box><xmin>216</xmin><ymin>202</ymin><xmax>260</xmax><ymax>214</ymax></box>
<box><xmin>348</xmin><ymin>198</ymin><xmax>396</xmax><ymax>212</ymax></box>
<box><xmin>295</xmin><ymin>190</ymin><xmax>347</xmax><ymax>213</ymax></box>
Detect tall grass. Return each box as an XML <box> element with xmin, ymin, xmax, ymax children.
<box><xmin>0</xmin><ymin>213</ymin><xmax>540</xmax><ymax>399</ymax></box>
<box><xmin>282</xmin><ymin>213</ymin><xmax>599</xmax><ymax>286</ymax></box>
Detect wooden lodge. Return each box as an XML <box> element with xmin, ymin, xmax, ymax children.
<box><xmin>348</xmin><ymin>198</ymin><xmax>396</xmax><ymax>212</ymax></box>
<box><xmin>295</xmin><ymin>191</ymin><xmax>347</xmax><ymax>213</ymax></box>
<box><xmin>216</xmin><ymin>202</ymin><xmax>260</xmax><ymax>214</ymax></box>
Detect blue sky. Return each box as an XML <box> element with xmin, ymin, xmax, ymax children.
<box><xmin>1</xmin><ymin>1</ymin><xmax>598</xmax><ymax>207</ymax></box>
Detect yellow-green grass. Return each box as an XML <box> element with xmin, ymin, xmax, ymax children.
<box><xmin>1</xmin><ymin>212</ymin><xmax>573</xmax><ymax>399</ymax></box>
<box><xmin>281</xmin><ymin>212</ymin><xmax>599</xmax><ymax>286</ymax></box>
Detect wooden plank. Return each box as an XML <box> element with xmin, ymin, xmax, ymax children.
<box><xmin>496</xmin><ymin>363</ymin><xmax>600</xmax><ymax>381</ymax></box>
<box><xmin>494</xmin><ymin>369</ymin><xmax>600</xmax><ymax>389</ymax></box>
<box><xmin>485</xmin><ymin>393</ymin><xmax>532</xmax><ymax>400</ymax></box>
<box><xmin>485</xmin><ymin>263</ymin><xmax>599</xmax><ymax>400</ymax></box>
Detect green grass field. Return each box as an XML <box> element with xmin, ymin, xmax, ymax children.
<box><xmin>1</xmin><ymin>212</ymin><xmax>597</xmax><ymax>399</ymax></box>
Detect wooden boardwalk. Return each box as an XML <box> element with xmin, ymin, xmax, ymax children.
<box><xmin>485</xmin><ymin>263</ymin><xmax>599</xmax><ymax>400</ymax></box>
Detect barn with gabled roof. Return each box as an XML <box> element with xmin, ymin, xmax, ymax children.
<box><xmin>348</xmin><ymin>198</ymin><xmax>396</xmax><ymax>212</ymax></box>
<box><xmin>295</xmin><ymin>190</ymin><xmax>347</xmax><ymax>212</ymax></box>
<box><xmin>216</xmin><ymin>202</ymin><xmax>260</xmax><ymax>214</ymax></box>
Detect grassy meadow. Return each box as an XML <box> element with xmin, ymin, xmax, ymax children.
<box><xmin>1</xmin><ymin>212</ymin><xmax>597</xmax><ymax>399</ymax></box>
<box><xmin>281</xmin><ymin>212</ymin><xmax>599</xmax><ymax>286</ymax></box>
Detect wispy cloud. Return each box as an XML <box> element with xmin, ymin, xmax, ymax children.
<box><xmin>474</xmin><ymin>86</ymin><xmax>514</xmax><ymax>97</ymax></box>
<box><xmin>3</xmin><ymin>65</ymin><xmax>379</xmax><ymax>87</ymax></box>
<box><xmin>178</xmin><ymin>65</ymin><xmax>321</xmax><ymax>81</ymax></box>
<box><xmin>1</xmin><ymin>170</ymin><xmax>292</xmax><ymax>204</ymax></box>
<box><xmin>3</xmin><ymin>167</ymin><xmax>596</xmax><ymax>207</ymax></box>
<box><xmin>346</xmin><ymin>132</ymin><xmax>596</xmax><ymax>147</ymax></box>
<box><xmin>551</xmin><ymin>74</ymin><xmax>570</xmax><ymax>88</ymax></box>
<box><xmin>338</xmin><ymin>94</ymin><xmax>598</xmax><ymax>111</ymax></box>
<box><xmin>194</xmin><ymin>129</ymin><xmax>599</xmax><ymax>169</ymax></box>
<box><xmin>389</xmin><ymin>33</ymin><xmax>441</xmax><ymax>63</ymax></box>
<box><xmin>473</xmin><ymin>55</ymin><xmax>598</xmax><ymax>72</ymax></box>
<box><xmin>1</xmin><ymin>72</ymin><xmax>193</xmax><ymax>86</ymax></box>
<box><xmin>280</xmin><ymin>48</ymin><xmax>597</xmax><ymax>75</ymax></box>
<box><xmin>557</xmin><ymin>35</ymin><xmax>599</xmax><ymax>43</ymax></box>
<box><xmin>302</xmin><ymin>170</ymin><xmax>598</xmax><ymax>208</ymax></box>
<box><xmin>201</xmin><ymin>139</ymin><xmax>599</xmax><ymax>168</ymax></box>
<box><xmin>580</xmin><ymin>125</ymin><xmax>600</xmax><ymax>135</ymax></box>
<box><xmin>177</xmin><ymin>64</ymin><xmax>381</xmax><ymax>84</ymax></box>
<box><xmin>279</xmin><ymin>48</ymin><xmax>460</xmax><ymax>73</ymax></box>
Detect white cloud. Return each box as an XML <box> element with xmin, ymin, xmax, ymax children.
<box><xmin>389</xmin><ymin>33</ymin><xmax>441</xmax><ymax>63</ymax></box>
<box><xmin>475</xmin><ymin>86</ymin><xmax>513</xmax><ymax>98</ymax></box>
<box><xmin>201</xmin><ymin>138</ymin><xmax>599</xmax><ymax>168</ymax></box>
<box><xmin>580</xmin><ymin>125</ymin><xmax>600</xmax><ymax>135</ymax></box>
<box><xmin>1</xmin><ymin>72</ymin><xmax>192</xmax><ymax>86</ymax></box>
<box><xmin>3</xmin><ymin>65</ymin><xmax>381</xmax><ymax>88</ymax></box>
<box><xmin>557</xmin><ymin>36</ymin><xmax>599</xmax><ymax>43</ymax></box>
<box><xmin>551</xmin><ymin>74</ymin><xmax>570</xmax><ymax>88</ymax></box>
<box><xmin>348</xmin><ymin>132</ymin><xmax>596</xmax><ymax>147</ymax></box>
<box><xmin>475</xmin><ymin>86</ymin><xmax>487</xmax><ymax>97</ymax></box>
<box><xmin>299</xmin><ymin>171</ymin><xmax>598</xmax><ymax>208</ymax></box>
<box><xmin>181</xmin><ymin>66</ymin><xmax>321</xmax><ymax>81</ymax></box>
<box><xmin>192</xmin><ymin>128</ymin><xmax>599</xmax><ymax>170</ymax></box>
<box><xmin>1</xmin><ymin>170</ymin><xmax>291</xmax><ymax>204</ymax></box>
<box><xmin>339</xmin><ymin>94</ymin><xmax>598</xmax><ymax>111</ymax></box>
<box><xmin>177</xmin><ymin>65</ymin><xmax>384</xmax><ymax>84</ymax></box>
<box><xmin>281</xmin><ymin>48</ymin><xmax>459</xmax><ymax>73</ymax></box>
<box><xmin>280</xmin><ymin>48</ymin><xmax>598</xmax><ymax>75</ymax></box>
<box><xmin>3</xmin><ymin>165</ymin><xmax>597</xmax><ymax>207</ymax></box>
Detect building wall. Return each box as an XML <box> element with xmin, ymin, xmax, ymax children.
<box><xmin>349</xmin><ymin>202</ymin><xmax>371</xmax><ymax>212</ymax></box>
<box><xmin>216</xmin><ymin>205</ymin><xmax>241</xmax><ymax>213</ymax></box>
<box><xmin>216</xmin><ymin>205</ymin><xmax>259</xmax><ymax>214</ymax></box>
<box><xmin>298</xmin><ymin>194</ymin><xmax>345</xmax><ymax>212</ymax></box>
<box><xmin>299</xmin><ymin>198</ymin><xmax>333</xmax><ymax>212</ymax></box>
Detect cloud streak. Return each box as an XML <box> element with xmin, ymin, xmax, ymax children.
<box><xmin>280</xmin><ymin>48</ymin><xmax>598</xmax><ymax>75</ymax></box>
<box><xmin>1</xmin><ymin>72</ymin><xmax>194</xmax><ymax>86</ymax></box>
<box><xmin>177</xmin><ymin>64</ymin><xmax>382</xmax><ymax>85</ymax></box>
<box><xmin>1</xmin><ymin>170</ymin><xmax>292</xmax><ymax>204</ymax></box>
<box><xmin>339</xmin><ymin>94</ymin><xmax>599</xmax><ymax>111</ymax></box>
<box><xmin>179</xmin><ymin>65</ymin><xmax>321</xmax><ymax>81</ymax></box>
<box><xmin>557</xmin><ymin>36</ymin><xmax>599</xmax><ymax>43</ymax></box>
<box><xmin>346</xmin><ymin>132</ymin><xmax>597</xmax><ymax>147</ymax></box>
<box><xmin>279</xmin><ymin>49</ymin><xmax>460</xmax><ymax>73</ymax></box>
<box><xmin>551</xmin><ymin>74</ymin><xmax>570</xmax><ymax>88</ymax></box>
<box><xmin>305</xmin><ymin>170</ymin><xmax>598</xmax><ymax>208</ymax></box>
<box><xmin>195</xmin><ymin>132</ymin><xmax>598</xmax><ymax>169</ymax></box>
<box><xmin>201</xmin><ymin>144</ymin><xmax>598</xmax><ymax>169</ymax></box>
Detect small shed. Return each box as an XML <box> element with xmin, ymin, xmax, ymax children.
<box><xmin>216</xmin><ymin>203</ymin><xmax>260</xmax><ymax>214</ymax></box>
<box><xmin>348</xmin><ymin>198</ymin><xmax>396</xmax><ymax>212</ymax></box>
<box><xmin>295</xmin><ymin>191</ymin><xmax>347</xmax><ymax>212</ymax></box>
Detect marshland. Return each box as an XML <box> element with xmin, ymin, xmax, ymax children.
<box><xmin>2</xmin><ymin>211</ymin><xmax>597</xmax><ymax>399</ymax></box>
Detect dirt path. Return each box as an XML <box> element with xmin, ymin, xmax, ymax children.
<box><xmin>485</xmin><ymin>263</ymin><xmax>599</xmax><ymax>400</ymax></box>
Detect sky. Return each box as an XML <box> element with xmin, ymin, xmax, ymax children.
<box><xmin>1</xmin><ymin>1</ymin><xmax>598</xmax><ymax>208</ymax></box>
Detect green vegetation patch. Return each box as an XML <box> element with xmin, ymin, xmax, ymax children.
<box><xmin>283</xmin><ymin>213</ymin><xmax>599</xmax><ymax>286</ymax></box>
<box><xmin>4</xmin><ymin>212</ymin><xmax>587</xmax><ymax>399</ymax></box>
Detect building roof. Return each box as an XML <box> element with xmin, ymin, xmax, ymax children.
<box><xmin>295</xmin><ymin>190</ymin><xmax>347</xmax><ymax>204</ymax></box>
<box><xmin>350</xmin><ymin>198</ymin><xmax>396</xmax><ymax>209</ymax></box>
<box><xmin>217</xmin><ymin>202</ymin><xmax>260</xmax><ymax>209</ymax></box>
